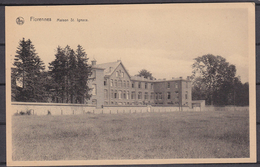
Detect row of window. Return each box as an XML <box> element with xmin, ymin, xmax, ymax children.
<box><xmin>166</xmin><ymin>82</ymin><xmax>188</xmax><ymax>89</ymax></box>
<box><xmin>107</xmin><ymin>79</ymin><xmax>154</xmax><ymax>89</ymax></box>
<box><xmin>104</xmin><ymin>90</ymin><xmax>188</xmax><ymax>100</ymax></box>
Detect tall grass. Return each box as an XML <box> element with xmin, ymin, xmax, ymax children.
<box><xmin>12</xmin><ymin>110</ymin><xmax>249</xmax><ymax>161</ymax></box>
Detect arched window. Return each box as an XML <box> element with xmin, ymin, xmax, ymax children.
<box><xmin>92</xmin><ymin>84</ymin><xmax>97</xmax><ymax>95</ymax></box>
<box><xmin>104</xmin><ymin>89</ymin><xmax>108</xmax><ymax>99</ymax></box>
<box><xmin>131</xmin><ymin>91</ymin><xmax>135</xmax><ymax>99</ymax></box>
<box><xmin>114</xmin><ymin>90</ymin><xmax>117</xmax><ymax>99</ymax></box>
<box><xmin>123</xmin><ymin>91</ymin><xmax>126</xmax><ymax>99</ymax></box>
<box><xmin>118</xmin><ymin>80</ymin><xmax>122</xmax><ymax>87</ymax></box>
<box><xmin>111</xmin><ymin>90</ymin><xmax>113</xmax><ymax>99</ymax></box>
<box><xmin>145</xmin><ymin>92</ymin><xmax>148</xmax><ymax>99</ymax></box>
<box><xmin>118</xmin><ymin>91</ymin><xmax>122</xmax><ymax>99</ymax></box>
<box><xmin>138</xmin><ymin>92</ymin><xmax>142</xmax><ymax>99</ymax></box>
<box><xmin>110</xmin><ymin>79</ymin><xmax>113</xmax><ymax>87</ymax></box>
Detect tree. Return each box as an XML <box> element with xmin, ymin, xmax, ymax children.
<box><xmin>48</xmin><ymin>46</ymin><xmax>68</xmax><ymax>103</ymax></box>
<box><xmin>12</xmin><ymin>38</ymin><xmax>46</xmax><ymax>102</ymax></box>
<box><xmin>191</xmin><ymin>54</ymin><xmax>237</xmax><ymax>106</ymax></box>
<box><xmin>75</xmin><ymin>45</ymin><xmax>92</xmax><ymax>103</ymax></box>
<box><xmin>137</xmin><ymin>69</ymin><xmax>154</xmax><ymax>80</ymax></box>
<box><xmin>48</xmin><ymin>45</ymin><xmax>92</xmax><ymax>104</ymax></box>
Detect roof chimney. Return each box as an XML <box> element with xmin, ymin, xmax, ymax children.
<box><xmin>91</xmin><ymin>59</ymin><xmax>97</xmax><ymax>65</ymax></box>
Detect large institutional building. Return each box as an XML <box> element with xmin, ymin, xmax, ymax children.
<box><xmin>88</xmin><ymin>60</ymin><xmax>193</xmax><ymax>108</ymax></box>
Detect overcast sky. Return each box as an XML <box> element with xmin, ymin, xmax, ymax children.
<box><xmin>6</xmin><ymin>4</ymin><xmax>253</xmax><ymax>83</ymax></box>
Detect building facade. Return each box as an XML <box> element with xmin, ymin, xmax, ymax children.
<box><xmin>88</xmin><ymin>60</ymin><xmax>192</xmax><ymax>108</ymax></box>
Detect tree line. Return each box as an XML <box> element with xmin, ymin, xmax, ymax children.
<box><xmin>11</xmin><ymin>38</ymin><xmax>249</xmax><ymax>106</ymax></box>
<box><xmin>191</xmin><ymin>54</ymin><xmax>249</xmax><ymax>106</ymax></box>
<box><xmin>11</xmin><ymin>38</ymin><xmax>92</xmax><ymax>103</ymax></box>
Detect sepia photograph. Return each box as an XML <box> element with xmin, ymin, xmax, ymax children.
<box><xmin>5</xmin><ymin>3</ymin><xmax>256</xmax><ymax>166</ymax></box>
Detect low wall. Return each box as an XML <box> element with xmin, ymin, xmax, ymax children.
<box><xmin>12</xmin><ymin>103</ymin><xmax>248</xmax><ymax>116</ymax></box>
<box><xmin>12</xmin><ymin>102</ymin><xmax>197</xmax><ymax>115</ymax></box>
<box><xmin>204</xmin><ymin>106</ymin><xmax>249</xmax><ymax>111</ymax></box>
<box><xmin>93</xmin><ymin>106</ymin><xmax>193</xmax><ymax>114</ymax></box>
<box><xmin>12</xmin><ymin>102</ymin><xmax>96</xmax><ymax>115</ymax></box>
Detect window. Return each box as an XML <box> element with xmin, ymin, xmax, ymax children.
<box><xmin>150</xmin><ymin>93</ymin><xmax>154</xmax><ymax>99</ymax></box>
<box><xmin>110</xmin><ymin>79</ymin><xmax>113</xmax><ymax>87</ymax></box>
<box><xmin>185</xmin><ymin>91</ymin><xmax>188</xmax><ymax>99</ymax></box>
<box><xmin>138</xmin><ymin>82</ymin><xmax>141</xmax><ymax>88</ymax></box>
<box><xmin>121</xmin><ymin>72</ymin><xmax>124</xmax><ymax>77</ymax></box>
<box><xmin>127</xmin><ymin>81</ymin><xmax>129</xmax><ymax>88</ymax></box>
<box><xmin>123</xmin><ymin>91</ymin><xmax>126</xmax><ymax>99</ymax></box>
<box><xmin>118</xmin><ymin>91</ymin><xmax>122</xmax><ymax>99</ymax></box>
<box><xmin>158</xmin><ymin>93</ymin><xmax>162</xmax><ymax>99</ymax></box>
<box><xmin>104</xmin><ymin>89</ymin><xmax>108</xmax><ymax>99</ymax></box>
<box><xmin>104</xmin><ymin>79</ymin><xmax>107</xmax><ymax>86</ymax></box>
<box><xmin>111</xmin><ymin>90</ymin><xmax>113</xmax><ymax>99</ymax></box>
<box><xmin>175</xmin><ymin>83</ymin><xmax>178</xmax><ymax>89</ymax></box>
<box><xmin>151</xmin><ymin>83</ymin><xmax>153</xmax><ymax>89</ymax></box>
<box><xmin>145</xmin><ymin>92</ymin><xmax>148</xmax><ymax>99</ymax></box>
<box><xmin>167</xmin><ymin>92</ymin><xmax>171</xmax><ymax>99</ymax></box>
<box><xmin>126</xmin><ymin>91</ymin><xmax>129</xmax><ymax>99</ymax></box>
<box><xmin>175</xmin><ymin>91</ymin><xmax>179</xmax><ymax>99</ymax></box>
<box><xmin>118</xmin><ymin>80</ymin><xmax>122</xmax><ymax>87</ymax></box>
<box><xmin>156</xmin><ymin>93</ymin><xmax>158</xmax><ymax>99</ymax></box>
<box><xmin>92</xmin><ymin>84</ymin><xmax>97</xmax><ymax>95</ymax></box>
<box><xmin>145</xmin><ymin>83</ymin><xmax>148</xmax><ymax>89</ymax></box>
<box><xmin>131</xmin><ymin>91</ymin><xmax>136</xmax><ymax>99</ymax></box>
<box><xmin>92</xmin><ymin>70</ymin><xmax>96</xmax><ymax>78</ymax></box>
<box><xmin>138</xmin><ymin>92</ymin><xmax>142</xmax><ymax>99</ymax></box>
<box><xmin>186</xmin><ymin>82</ymin><xmax>188</xmax><ymax>88</ymax></box>
<box><xmin>116</xmin><ymin>71</ymin><xmax>119</xmax><ymax>77</ymax></box>
<box><xmin>132</xmin><ymin>82</ymin><xmax>135</xmax><ymax>88</ymax></box>
<box><xmin>114</xmin><ymin>90</ymin><xmax>117</xmax><ymax>99</ymax></box>
<box><xmin>115</xmin><ymin>80</ymin><xmax>117</xmax><ymax>87</ymax></box>
<box><xmin>167</xmin><ymin>82</ymin><xmax>170</xmax><ymax>89</ymax></box>
<box><xmin>123</xmin><ymin>80</ymin><xmax>126</xmax><ymax>87</ymax></box>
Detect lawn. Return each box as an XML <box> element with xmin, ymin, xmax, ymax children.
<box><xmin>12</xmin><ymin>110</ymin><xmax>249</xmax><ymax>161</ymax></box>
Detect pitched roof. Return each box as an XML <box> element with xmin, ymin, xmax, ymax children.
<box><xmin>93</xmin><ymin>61</ymin><xmax>121</xmax><ymax>76</ymax></box>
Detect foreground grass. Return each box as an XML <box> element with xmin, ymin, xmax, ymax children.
<box><xmin>12</xmin><ymin>110</ymin><xmax>249</xmax><ymax>161</ymax></box>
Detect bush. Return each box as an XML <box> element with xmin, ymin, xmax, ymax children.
<box><xmin>14</xmin><ymin>109</ymin><xmax>32</xmax><ymax>116</ymax></box>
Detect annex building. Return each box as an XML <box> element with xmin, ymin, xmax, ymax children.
<box><xmin>88</xmin><ymin>60</ymin><xmax>193</xmax><ymax>109</ymax></box>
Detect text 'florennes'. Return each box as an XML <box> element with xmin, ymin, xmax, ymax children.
<box><xmin>29</xmin><ymin>17</ymin><xmax>88</xmax><ymax>23</ymax></box>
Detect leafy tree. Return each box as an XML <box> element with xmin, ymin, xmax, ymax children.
<box><xmin>12</xmin><ymin>38</ymin><xmax>46</xmax><ymax>102</ymax></box>
<box><xmin>191</xmin><ymin>54</ymin><xmax>238</xmax><ymax>106</ymax></box>
<box><xmin>137</xmin><ymin>69</ymin><xmax>154</xmax><ymax>80</ymax></box>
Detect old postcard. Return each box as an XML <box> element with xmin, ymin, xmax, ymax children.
<box><xmin>5</xmin><ymin>3</ymin><xmax>256</xmax><ymax>166</ymax></box>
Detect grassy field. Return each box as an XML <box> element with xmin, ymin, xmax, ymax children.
<box><xmin>12</xmin><ymin>110</ymin><xmax>249</xmax><ymax>161</ymax></box>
